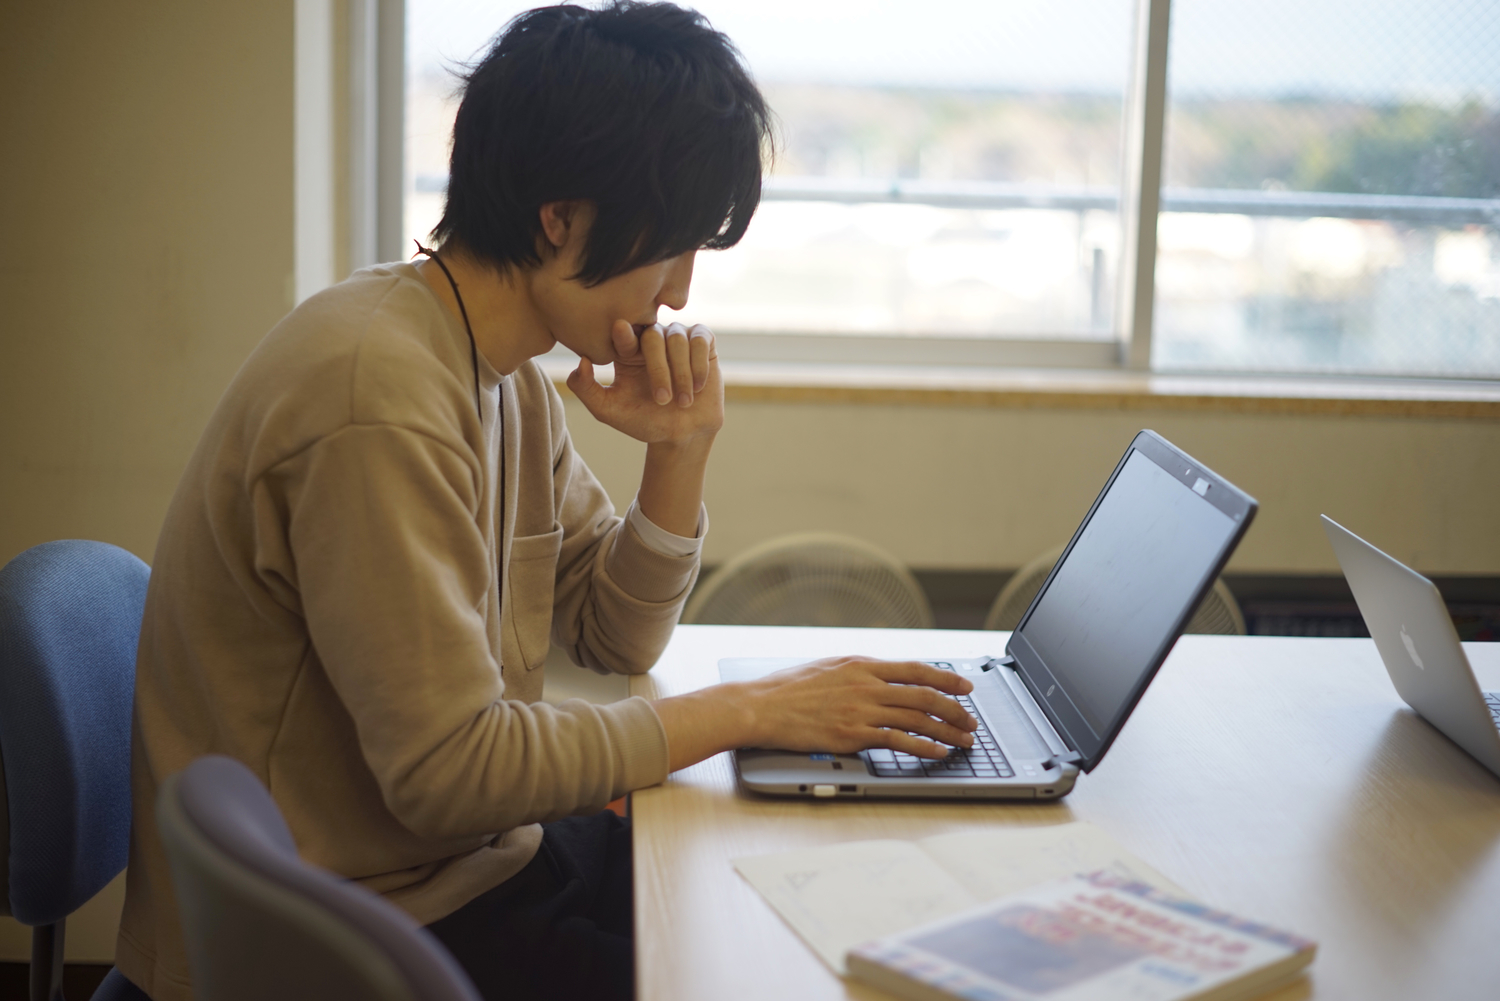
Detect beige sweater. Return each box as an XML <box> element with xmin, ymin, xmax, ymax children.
<box><xmin>118</xmin><ymin>262</ymin><xmax>689</xmax><ymax>1001</ymax></box>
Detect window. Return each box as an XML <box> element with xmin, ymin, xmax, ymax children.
<box><xmin>1155</xmin><ymin>0</ymin><xmax>1500</xmax><ymax>377</ymax></box>
<box><xmin>403</xmin><ymin>0</ymin><xmax>1500</xmax><ymax>378</ymax></box>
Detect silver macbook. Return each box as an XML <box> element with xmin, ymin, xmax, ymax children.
<box><xmin>1322</xmin><ymin>515</ymin><xmax>1500</xmax><ymax>778</ymax></box>
<box><xmin>721</xmin><ymin>430</ymin><xmax>1259</xmax><ymax>801</ymax></box>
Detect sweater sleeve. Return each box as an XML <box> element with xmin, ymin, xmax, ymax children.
<box><xmin>544</xmin><ymin>389</ymin><xmax>703</xmax><ymax>677</ymax></box>
<box><xmin>626</xmin><ymin>496</ymin><xmax>707</xmax><ymax>558</ymax></box>
<box><xmin>271</xmin><ymin>422</ymin><xmax>669</xmax><ymax>840</ymax></box>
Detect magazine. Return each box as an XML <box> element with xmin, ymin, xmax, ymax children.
<box><xmin>847</xmin><ymin>871</ymin><xmax>1316</xmax><ymax>1001</ymax></box>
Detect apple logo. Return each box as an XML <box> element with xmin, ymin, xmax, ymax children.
<box><xmin>1401</xmin><ymin>626</ymin><xmax>1425</xmax><ymax>671</ymax></box>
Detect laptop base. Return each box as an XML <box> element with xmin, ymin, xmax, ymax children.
<box><xmin>731</xmin><ymin>749</ymin><xmax>1077</xmax><ymax>800</ymax></box>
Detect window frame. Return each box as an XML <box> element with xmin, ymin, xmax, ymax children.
<box><xmin>343</xmin><ymin>0</ymin><xmax>406</xmax><ymax>276</ymax></box>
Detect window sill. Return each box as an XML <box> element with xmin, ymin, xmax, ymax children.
<box><xmin>537</xmin><ymin>357</ymin><xmax>1500</xmax><ymax>419</ymax></box>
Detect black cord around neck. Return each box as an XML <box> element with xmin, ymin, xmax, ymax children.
<box><xmin>414</xmin><ymin>241</ymin><xmax>483</xmax><ymax>425</ymax></box>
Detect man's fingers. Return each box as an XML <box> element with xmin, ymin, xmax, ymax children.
<box><xmin>689</xmin><ymin>324</ymin><xmax>713</xmax><ymax>393</ymax></box>
<box><xmin>612</xmin><ymin>319</ymin><xmax>641</xmax><ymax>359</ymax></box>
<box><xmin>664</xmin><ymin>322</ymin><xmax>693</xmax><ymax>407</ymax></box>
<box><xmin>875</xmin><ymin>707</ymin><xmax>975</xmax><ymax>749</ymax></box>
<box><xmin>565</xmin><ymin>358</ymin><xmax>603</xmax><ymax>410</ymax></box>
<box><xmin>638</xmin><ymin>324</ymin><xmax>672</xmax><ymax>405</ymax></box>
<box><xmin>878</xmin><ymin>730</ymin><xmax>956</xmax><ymax>760</ymax></box>
<box><xmin>883</xmin><ymin>685</ymin><xmax>977</xmax><ymax>733</ymax></box>
<box><xmin>868</xmin><ymin>660</ymin><xmax>974</xmax><ymax>696</ymax></box>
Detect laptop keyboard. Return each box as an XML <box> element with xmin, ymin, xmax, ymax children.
<box><xmin>861</xmin><ymin>663</ymin><xmax>1014</xmax><ymax>779</ymax></box>
<box><xmin>1485</xmin><ymin>691</ymin><xmax>1500</xmax><ymax>726</ymax></box>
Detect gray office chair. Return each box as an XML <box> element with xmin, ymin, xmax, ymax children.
<box><xmin>156</xmin><ymin>755</ymin><xmax>481</xmax><ymax>1001</ymax></box>
<box><xmin>684</xmin><ymin>532</ymin><xmax>933</xmax><ymax>628</ymax></box>
<box><xmin>984</xmin><ymin>543</ymin><xmax>1246</xmax><ymax>635</ymax></box>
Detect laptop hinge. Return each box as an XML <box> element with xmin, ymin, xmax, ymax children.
<box><xmin>981</xmin><ymin>656</ymin><xmax>1016</xmax><ymax>671</ymax></box>
<box><xmin>1041</xmin><ymin>749</ymin><xmax>1083</xmax><ymax>771</ymax></box>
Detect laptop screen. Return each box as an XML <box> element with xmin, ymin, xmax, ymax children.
<box><xmin>1008</xmin><ymin>433</ymin><xmax>1255</xmax><ymax>771</ymax></box>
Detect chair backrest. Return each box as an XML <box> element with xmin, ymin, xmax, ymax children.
<box><xmin>684</xmin><ymin>532</ymin><xmax>933</xmax><ymax>628</ymax></box>
<box><xmin>984</xmin><ymin>543</ymin><xmax>1246</xmax><ymax>635</ymax></box>
<box><xmin>983</xmin><ymin>544</ymin><xmax>1066</xmax><ymax>633</ymax></box>
<box><xmin>0</xmin><ymin>540</ymin><xmax>148</xmax><ymax>925</ymax></box>
<box><xmin>157</xmin><ymin>756</ymin><xmax>481</xmax><ymax>1001</ymax></box>
<box><xmin>1185</xmin><ymin>579</ymin><xmax>1248</xmax><ymax>636</ymax></box>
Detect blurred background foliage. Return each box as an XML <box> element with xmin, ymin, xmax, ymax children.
<box><xmin>1171</xmin><ymin>98</ymin><xmax>1500</xmax><ymax>197</ymax></box>
<box><xmin>761</xmin><ymin>84</ymin><xmax>1500</xmax><ymax>202</ymax></box>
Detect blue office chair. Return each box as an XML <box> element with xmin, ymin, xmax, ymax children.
<box><xmin>157</xmin><ymin>756</ymin><xmax>481</xmax><ymax>1001</ymax></box>
<box><xmin>0</xmin><ymin>540</ymin><xmax>152</xmax><ymax>1001</ymax></box>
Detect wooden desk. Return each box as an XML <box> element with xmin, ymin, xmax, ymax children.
<box><xmin>629</xmin><ymin>626</ymin><xmax>1500</xmax><ymax>1001</ymax></box>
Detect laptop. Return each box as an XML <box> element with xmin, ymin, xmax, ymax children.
<box><xmin>1321</xmin><ymin>515</ymin><xmax>1500</xmax><ymax>778</ymax></box>
<box><xmin>720</xmin><ymin>430</ymin><xmax>1258</xmax><ymax>801</ymax></box>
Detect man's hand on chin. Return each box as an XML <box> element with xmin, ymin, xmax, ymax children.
<box><xmin>566</xmin><ymin>319</ymin><xmax>724</xmax><ymax>447</ymax></box>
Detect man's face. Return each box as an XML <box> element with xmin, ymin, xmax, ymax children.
<box><xmin>532</xmin><ymin>203</ymin><xmax>698</xmax><ymax>364</ymax></box>
<box><xmin>554</xmin><ymin>252</ymin><xmax>698</xmax><ymax>365</ymax></box>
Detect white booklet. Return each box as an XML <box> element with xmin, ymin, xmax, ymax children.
<box><xmin>847</xmin><ymin>871</ymin><xmax>1316</xmax><ymax>1001</ymax></box>
<box><xmin>732</xmin><ymin>821</ymin><xmax>1183</xmax><ymax>975</ymax></box>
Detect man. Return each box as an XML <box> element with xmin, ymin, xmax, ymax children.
<box><xmin>118</xmin><ymin>3</ymin><xmax>977</xmax><ymax>999</ymax></box>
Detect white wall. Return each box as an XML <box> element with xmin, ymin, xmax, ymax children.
<box><xmin>562</xmin><ymin>395</ymin><xmax>1500</xmax><ymax>576</ymax></box>
<box><xmin>0</xmin><ymin>2</ymin><xmax>296</xmax><ymax>569</ymax></box>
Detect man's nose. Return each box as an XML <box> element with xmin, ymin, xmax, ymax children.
<box><xmin>657</xmin><ymin>251</ymin><xmax>696</xmax><ymax>311</ymax></box>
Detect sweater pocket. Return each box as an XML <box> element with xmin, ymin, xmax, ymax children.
<box><xmin>508</xmin><ymin>526</ymin><xmax>563</xmax><ymax>671</ymax></box>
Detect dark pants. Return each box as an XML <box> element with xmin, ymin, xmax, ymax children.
<box><xmin>426</xmin><ymin>811</ymin><xmax>634</xmax><ymax>1001</ymax></box>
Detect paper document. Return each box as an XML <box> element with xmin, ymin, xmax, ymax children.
<box><xmin>732</xmin><ymin>821</ymin><xmax>1183</xmax><ymax>975</ymax></box>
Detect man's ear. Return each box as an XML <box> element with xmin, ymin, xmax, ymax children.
<box><xmin>538</xmin><ymin>200</ymin><xmax>584</xmax><ymax>250</ymax></box>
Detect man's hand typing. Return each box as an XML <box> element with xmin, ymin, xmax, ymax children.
<box><xmin>652</xmin><ymin>656</ymin><xmax>980</xmax><ymax>773</ymax></box>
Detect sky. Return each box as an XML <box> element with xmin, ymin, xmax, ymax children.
<box><xmin>409</xmin><ymin>0</ymin><xmax>1500</xmax><ymax>102</ymax></box>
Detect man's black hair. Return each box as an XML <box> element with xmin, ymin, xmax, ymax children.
<box><xmin>433</xmin><ymin>1</ymin><xmax>773</xmax><ymax>286</ymax></box>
